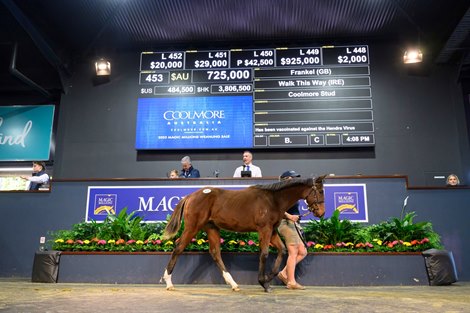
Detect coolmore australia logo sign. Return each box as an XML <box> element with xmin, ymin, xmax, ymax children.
<box><xmin>86</xmin><ymin>184</ymin><xmax>368</xmax><ymax>222</ymax></box>
<box><xmin>162</xmin><ymin>110</ymin><xmax>226</xmax><ymax>121</ymax></box>
<box><xmin>0</xmin><ymin>105</ymin><xmax>54</xmax><ymax>161</ymax></box>
<box><xmin>135</xmin><ymin>96</ymin><xmax>253</xmax><ymax>149</ymax></box>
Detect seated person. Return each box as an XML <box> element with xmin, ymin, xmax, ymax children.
<box><xmin>179</xmin><ymin>156</ymin><xmax>200</xmax><ymax>178</ymax></box>
<box><xmin>446</xmin><ymin>174</ymin><xmax>460</xmax><ymax>186</ymax></box>
<box><xmin>20</xmin><ymin>161</ymin><xmax>49</xmax><ymax>191</ymax></box>
<box><xmin>167</xmin><ymin>169</ymin><xmax>179</xmax><ymax>179</ymax></box>
<box><xmin>233</xmin><ymin>151</ymin><xmax>262</xmax><ymax>177</ymax></box>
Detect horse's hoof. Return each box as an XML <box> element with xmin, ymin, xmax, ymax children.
<box><xmin>262</xmin><ymin>282</ymin><xmax>273</xmax><ymax>293</ymax></box>
<box><xmin>166</xmin><ymin>286</ymin><xmax>175</xmax><ymax>291</ymax></box>
<box><xmin>232</xmin><ymin>286</ymin><xmax>241</xmax><ymax>292</ymax></box>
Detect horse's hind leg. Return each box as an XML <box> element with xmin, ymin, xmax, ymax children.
<box><xmin>204</xmin><ymin>224</ymin><xmax>240</xmax><ymax>291</ymax></box>
<box><xmin>257</xmin><ymin>229</ymin><xmax>273</xmax><ymax>292</ymax></box>
<box><xmin>162</xmin><ymin>227</ymin><xmax>199</xmax><ymax>291</ymax></box>
<box><xmin>268</xmin><ymin>231</ymin><xmax>286</xmax><ymax>283</ymax></box>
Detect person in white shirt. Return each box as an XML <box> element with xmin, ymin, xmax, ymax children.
<box><xmin>21</xmin><ymin>161</ymin><xmax>49</xmax><ymax>191</ymax></box>
<box><xmin>233</xmin><ymin>151</ymin><xmax>262</xmax><ymax>177</ymax></box>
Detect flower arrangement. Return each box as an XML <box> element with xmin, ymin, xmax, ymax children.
<box><xmin>49</xmin><ymin>208</ymin><xmax>442</xmax><ymax>253</ymax></box>
<box><xmin>51</xmin><ymin>230</ymin><xmax>261</xmax><ymax>253</ymax></box>
<box><xmin>302</xmin><ymin>210</ymin><xmax>440</xmax><ymax>252</ymax></box>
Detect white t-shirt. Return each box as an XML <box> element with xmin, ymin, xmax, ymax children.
<box><xmin>26</xmin><ymin>173</ymin><xmax>50</xmax><ymax>190</ymax></box>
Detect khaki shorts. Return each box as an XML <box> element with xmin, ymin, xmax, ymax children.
<box><xmin>278</xmin><ymin>219</ymin><xmax>303</xmax><ymax>246</ymax></box>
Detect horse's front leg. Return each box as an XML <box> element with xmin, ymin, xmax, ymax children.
<box><xmin>204</xmin><ymin>224</ymin><xmax>240</xmax><ymax>291</ymax></box>
<box><xmin>257</xmin><ymin>230</ymin><xmax>273</xmax><ymax>293</ymax></box>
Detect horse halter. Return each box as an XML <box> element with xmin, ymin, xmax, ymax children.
<box><xmin>303</xmin><ymin>184</ymin><xmax>324</xmax><ymax>216</ymax></box>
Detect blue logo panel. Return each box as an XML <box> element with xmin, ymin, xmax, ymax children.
<box><xmin>322</xmin><ymin>183</ymin><xmax>368</xmax><ymax>222</ymax></box>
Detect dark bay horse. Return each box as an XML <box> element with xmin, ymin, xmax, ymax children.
<box><xmin>161</xmin><ymin>176</ymin><xmax>326</xmax><ymax>292</ymax></box>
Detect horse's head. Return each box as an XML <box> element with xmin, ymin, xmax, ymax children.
<box><xmin>305</xmin><ymin>175</ymin><xmax>326</xmax><ymax>218</ymax></box>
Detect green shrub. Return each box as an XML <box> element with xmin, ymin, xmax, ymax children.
<box><xmin>303</xmin><ymin>210</ymin><xmax>362</xmax><ymax>244</ymax></box>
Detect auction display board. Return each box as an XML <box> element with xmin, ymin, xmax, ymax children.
<box><xmin>136</xmin><ymin>45</ymin><xmax>373</xmax><ymax>150</ymax></box>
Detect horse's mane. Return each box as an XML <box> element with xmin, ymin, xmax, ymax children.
<box><xmin>253</xmin><ymin>178</ymin><xmax>313</xmax><ymax>191</ymax></box>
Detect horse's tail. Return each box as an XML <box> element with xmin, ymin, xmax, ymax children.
<box><xmin>162</xmin><ymin>197</ymin><xmax>187</xmax><ymax>240</ymax></box>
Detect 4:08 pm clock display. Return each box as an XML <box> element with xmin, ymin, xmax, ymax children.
<box><xmin>136</xmin><ymin>45</ymin><xmax>374</xmax><ymax>150</ymax></box>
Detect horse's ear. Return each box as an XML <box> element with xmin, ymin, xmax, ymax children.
<box><xmin>315</xmin><ymin>174</ymin><xmax>328</xmax><ymax>183</ymax></box>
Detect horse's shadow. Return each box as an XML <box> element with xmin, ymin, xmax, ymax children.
<box><xmin>174</xmin><ymin>253</ymin><xmax>286</xmax><ymax>285</ymax></box>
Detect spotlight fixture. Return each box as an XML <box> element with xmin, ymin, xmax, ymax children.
<box><xmin>403</xmin><ymin>49</ymin><xmax>423</xmax><ymax>64</ymax></box>
<box><xmin>95</xmin><ymin>58</ymin><xmax>111</xmax><ymax>76</ymax></box>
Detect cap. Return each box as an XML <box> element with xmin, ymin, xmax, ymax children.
<box><xmin>280</xmin><ymin>170</ymin><xmax>301</xmax><ymax>179</ymax></box>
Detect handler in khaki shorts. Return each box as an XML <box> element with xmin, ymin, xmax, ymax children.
<box><xmin>277</xmin><ymin>170</ymin><xmax>307</xmax><ymax>290</ymax></box>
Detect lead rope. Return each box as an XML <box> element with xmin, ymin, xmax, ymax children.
<box><xmin>293</xmin><ymin>220</ymin><xmax>308</xmax><ymax>248</ymax></box>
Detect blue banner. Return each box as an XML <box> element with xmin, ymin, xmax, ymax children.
<box><xmin>86</xmin><ymin>184</ymin><xmax>368</xmax><ymax>223</ymax></box>
<box><xmin>135</xmin><ymin>96</ymin><xmax>253</xmax><ymax>149</ymax></box>
<box><xmin>0</xmin><ymin>105</ymin><xmax>54</xmax><ymax>161</ymax></box>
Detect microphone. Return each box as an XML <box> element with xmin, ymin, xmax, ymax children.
<box><xmin>243</xmin><ymin>165</ymin><xmax>246</xmax><ymax>170</ymax></box>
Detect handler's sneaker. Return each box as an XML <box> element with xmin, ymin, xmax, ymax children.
<box><xmin>286</xmin><ymin>282</ymin><xmax>306</xmax><ymax>290</ymax></box>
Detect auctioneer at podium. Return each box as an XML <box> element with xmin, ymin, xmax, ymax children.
<box><xmin>233</xmin><ymin>151</ymin><xmax>262</xmax><ymax>178</ymax></box>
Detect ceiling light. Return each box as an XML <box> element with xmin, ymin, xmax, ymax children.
<box><xmin>95</xmin><ymin>58</ymin><xmax>111</xmax><ymax>76</ymax></box>
<box><xmin>403</xmin><ymin>49</ymin><xmax>423</xmax><ymax>64</ymax></box>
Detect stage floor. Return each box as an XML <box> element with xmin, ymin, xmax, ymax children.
<box><xmin>0</xmin><ymin>279</ymin><xmax>469</xmax><ymax>313</ymax></box>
